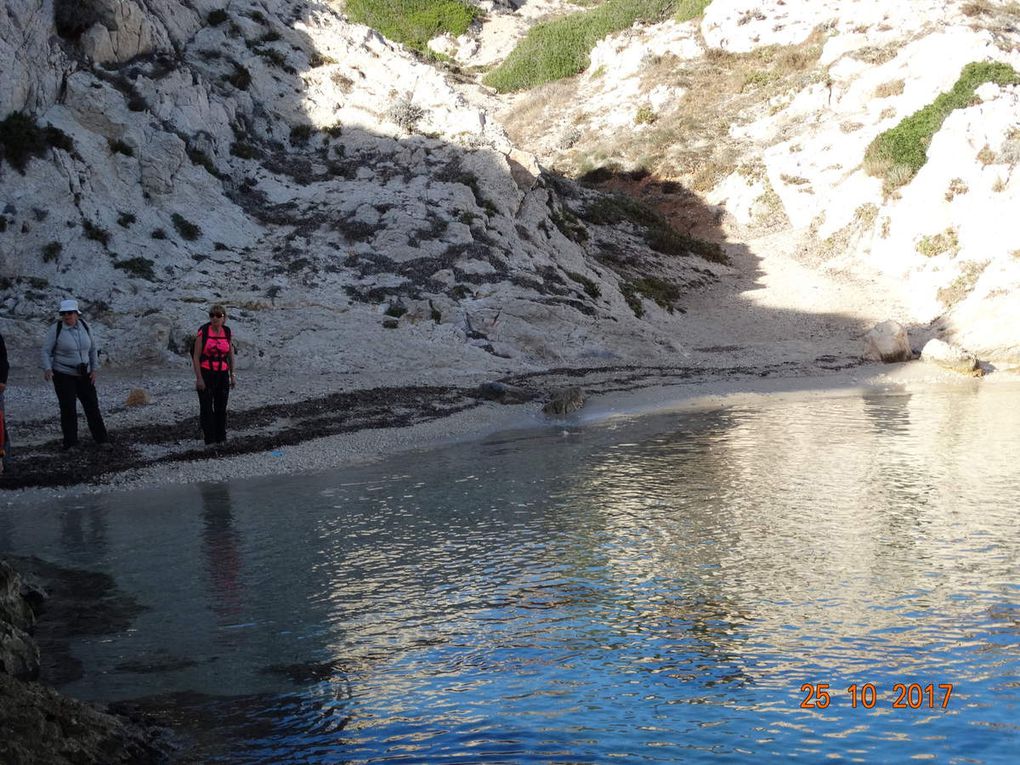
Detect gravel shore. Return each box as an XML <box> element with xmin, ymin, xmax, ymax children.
<box><xmin>2</xmin><ymin>354</ymin><xmax>1009</xmax><ymax>504</ymax></box>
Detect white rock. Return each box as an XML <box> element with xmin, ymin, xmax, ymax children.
<box><xmin>81</xmin><ymin>1</ymin><xmax>159</xmax><ymax>64</ymax></box>
<box><xmin>140</xmin><ymin>133</ymin><xmax>187</xmax><ymax>195</ymax></box>
<box><xmin>863</xmin><ymin>320</ymin><xmax>911</xmax><ymax>363</ymax></box>
<box><xmin>920</xmin><ymin>338</ymin><xmax>980</xmax><ymax>375</ymax></box>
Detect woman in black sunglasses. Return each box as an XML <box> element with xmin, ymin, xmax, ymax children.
<box><xmin>192</xmin><ymin>304</ymin><xmax>235</xmax><ymax>446</ymax></box>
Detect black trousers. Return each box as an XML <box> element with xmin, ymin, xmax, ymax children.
<box><xmin>198</xmin><ymin>369</ymin><xmax>230</xmax><ymax>444</ymax></box>
<box><xmin>52</xmin><ymin>371</ymin><xmax>108</xmax><ymax>447</ymax></box>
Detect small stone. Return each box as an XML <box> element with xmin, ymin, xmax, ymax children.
<box><xmin>125</xmin><ymin>388</ymin><xmax>151</xmax><ymax>407</ymax></box>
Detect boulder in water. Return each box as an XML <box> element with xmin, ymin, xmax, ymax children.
<box><xmin>920</xmin><ymin>339</ymin><xmax>982</xmax><ymax>376</ymax></box>
<box><xmin>542</xmin><ymin>387</ymin><xmax>585</xmax><ymax>416</ymax></box>
<box><xmin>863</xmin><ymin>320</ymin><xmax>912</xmax><ymax>363</ymax></box>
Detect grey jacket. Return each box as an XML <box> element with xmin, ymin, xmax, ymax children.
<box><xmin>40</xmin><ymin>320</ymin><xmax>99</xmax><ymax>375</ymax></box>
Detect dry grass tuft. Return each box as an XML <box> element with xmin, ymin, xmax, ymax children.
<box><xmin>962</xmin><ymin>0</ymin><xmax>994</xmax><ymax>16</ymax></box>
<box><xmin>937</xmin><ymin>260</ymin><xmax>988</xmax><ymax>307</ymax></box>
<box><xmin>874</xmin><ymin>79</ymin><xmax>905</xmax><ymax>98</ymax></box>
<box><xmin>945</xmin><ymin>177</ymin><xmax>969</xmax><ymax>201</ymax></box>
<box><xmin>916</xmin><ymin>228</ymin><xmax>960</xmax><ymax>257</ymax></box>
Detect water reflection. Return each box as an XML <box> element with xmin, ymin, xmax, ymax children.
<box><xmin>200</xmin><ymin>484</ymin><xmax>245</xmax><ymax>628</ymax></box>
<box><xmin>59</xmin><ymin>504</ymin><xmax>108</xmax><ymax>563</ymax></box>
<box><xmin>1</xmin><ymin>385</ymin><xmax>1019</xmax><ymax>762</ymax></box>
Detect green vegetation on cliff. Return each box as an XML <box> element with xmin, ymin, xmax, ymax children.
<box><xmin>345</xmin><ymin>0</ymin><xmax>479</xmax><ymax>56</ymax></box>
<box><xmin>483</xmin><ymin>0</ymin><xmax>690</xmax><ymax>93</ymax></box>
<box><xmin>865</xmin><ymin>61</ymin><xmax>1020</xmax><ymax>188</ymax></box>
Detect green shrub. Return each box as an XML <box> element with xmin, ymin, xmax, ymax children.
<box><xmin>309</xmin><ymin>52</ymin><xmax>338</xmax><ymax>67</ymax></box>
<box><xmin>186</xmin><ymin>146</ymin><xmax>220</xmax><ymax>176</ymax></box>
<box><xmin>916</xmin><ymin>228</ymin><xmax>959</xmax><ymax>258</ymax></box>
<box><xmin>151</xmin><ymin>228</ymin><xmax>167</xmax><ymax>240</ymax></box>
<box><xmin>0</xmin><ymin>112</ymin><xmax>75</xmax><ymax>174</ymax></box>
<box><xmin>54</xmin><ymin>0</ymin><xmax>101</xmax><ymax>40</ymax></box>
<box><xmin>114</xmin><ymin>257</ymin><xmax>156</xmax><ymax>280</ymax></box>
<box><xmin>384</xmin><ymin>303</ymin><xmax>407</xmax><ymax>318</ymax></box>
<box><xmin>483</xmin><ymin>0</ymin><xmax>676</xmax><ymax>92</ymax></box>
<box><xmin>346</xmin><ymin>0</ymin><xmax>479</xmax><ymax>55</ymax></box>
<box><xmin>566</xmin><ymin>270</ymin><xmax>601</xmax><ymax>299</ymax></box>
<box><xmin>620</xmin><ymin>282</ymin><xmax>644</xmax><ymax>317</ymax></box>
<box><xmin>865</xmin><ymin>61</ymin><xmax>1020</xmax><ymax>188</ymax></box>
<box><xmin>42</xmin><ymin>241</ymin><xmax>62</xmax><ymax>262</ymax></box>
<box><xmin>289</xmin><ymin>124</ymin><xmax>313</xmax><ymax>145</ymax></box>
<box><xmin>171</xmin><ymin>213</ymin><xmax>202</xmax><ymax>241</ymax></box>
<box><xmin>675</xmin><ymin>0</ymin><xmax>711</xmax><ymax>22</ymax></box>
<box><xmin>108</xmin><ymin>138</ymin><xmax>134</xmax><ymax>156</ymax></box>
<box><xmin>207</xmin><ymin>9</ymin><xmax>228</xmax><ymax>26</ymax></box>
<box><xmin>82</xmin><ymin>219</ymin><xmax>110</xmax><ymax>246</ymax></box>
<box><xmin>632</xmin><ymin>276</ymin><xmax>682</xmax><ymax>311</ymax></box>
<box><xmin>226</xmin><ymin>63</ymin><xmax>252</xmax><ymax>90</ymax></box>
<box><xmin>116</xmin><ymin>212</ymin><xmax>136</xmax><ymax>228</ymax></box>
<box><xmin>257</xmin><ymin>47</ymin><xmax>291</xmax><ymax>70</ymax></box>
<box><xmin>581</xmin><ymin>193</ymin><xmax>726</xmax><ymax>263</ymax></box>
<box><xmin>634</xmin><ymin>105</ymin><xmax>657</xmax><ymax>125</ymax></box>
<box><xmin>230</xmin><ymin>141</ymin><xmax>258</xmax><ymax>159</ymax></box>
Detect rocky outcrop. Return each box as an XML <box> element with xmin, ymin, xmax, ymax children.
<box><xmin>0</xmin><ymin>558</ymin><xmax>172</xmax><ymax>764</ymax></box>
<box><xmin>496</xmin><ymin>0</ymin><xmax>1020</xmax><ymax>367</ymax></box>
<box><xmin>920</xmin><ymin>338</ymin><xmax>982</xmax><ymax>375</ymax></box>
<box><xmin>0</xmin><ymin>0</ymin><xmax>727</xmax><ymax>379</ymax></box>
<box><xmin>0</xmin><ymin>561</ymin><xmax>39</xmax><ymax>680</ymax></box>
<box><xmin>863</xmin><ymin>320</ymin><xmax>912</xmax><ymax>363</ymax></box>
<box><xmin>80</xmin><ymin>1</ymin><xmax>162</xmax><ymax>64</ymax></box>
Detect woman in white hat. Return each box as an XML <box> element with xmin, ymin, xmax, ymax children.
<box><xmin>39</xmin><ymin>298</ymin><xmax>108</xmax><ymax>450</ymax></box>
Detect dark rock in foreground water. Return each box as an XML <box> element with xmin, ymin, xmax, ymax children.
<box><xmin>0</xmin><ymin>558</ymin><xmax>176</xmax><ymax>764</ymax></box>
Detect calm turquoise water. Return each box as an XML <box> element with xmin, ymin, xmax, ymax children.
<box><xmin>2</xmin><ymin>386</ymin><xmax>1019</xmax><ymax>762</ymax></box>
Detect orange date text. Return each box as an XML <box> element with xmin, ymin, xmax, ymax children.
<box><xmin>799</xmin><ymin>682</ymin><xmax>954</xmax><ymax>709</ymax></box>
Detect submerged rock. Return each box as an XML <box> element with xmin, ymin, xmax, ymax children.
<box><xmin>0</xmin><ymin>557</ymin><xmax>174</xmax><ymax>764</ymax></box>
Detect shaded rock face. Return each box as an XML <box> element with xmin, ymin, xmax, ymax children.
<box><xmin>0</xmin><ymin>560</ymin><xmax>36</xmax><ymax>630</ymax></box>
<box><xmin>0</xmin><ymin>557</ymin><xmax>173</xmax><ymax>764</ymax></box>
<box><xmin>864</xmin><ymin>320</ymin><xmax>911</xmax><ymax>363</ymax></box>
<box><xmin>0</xmin><ymin>674</ymin><xmax>173</xmax><ymax>765</ymax></box>
<box><xmin>0</xmin><ymin>0</ymin><xmax>725</xmax><ymax>378</ymax></box>
<box><xmin>0</xmin><ymin>620</ymin><xmax>40</xmax><ymax>680</ymax></box>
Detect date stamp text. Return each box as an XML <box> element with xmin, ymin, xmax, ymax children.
<box><xmin>800</xmin><ymin>682</ymin><xmax>954</xmax><ymax>710</ymax></box>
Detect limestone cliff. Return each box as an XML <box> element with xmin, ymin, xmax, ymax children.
<box><xmin>3</xmin><ymin>0</ymin><xmax>1019</xmax><ymax>377</ymax></box>
<box><xmin>0</xmin><ymin>0</ymin><xmax>724</xmax><ymax>378</ymax></box>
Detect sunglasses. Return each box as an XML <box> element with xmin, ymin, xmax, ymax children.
<box><xmin>60</xmin><ymin>311</ymin><xmax>77</xmax><ymax>316</ymax></box>
<box><xmin>209</xmin><ymin>312</ymin><xmax>224</xmax><ymax>318</ymax></box>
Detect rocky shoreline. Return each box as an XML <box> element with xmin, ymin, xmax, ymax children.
<box><xmin>0</xmin><ymin>557</ymin><xmax>176</xmax><ymax>764</ymax></box>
